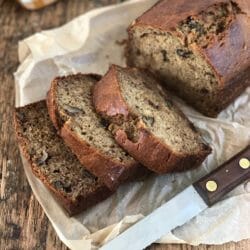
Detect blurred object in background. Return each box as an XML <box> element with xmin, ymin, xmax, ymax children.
<box><xmin>18</xmin><ymin>0</ymin><xmax>59</xmax><ymax>10</ymax></box>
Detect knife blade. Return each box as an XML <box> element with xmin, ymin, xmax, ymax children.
<box><xmin>101</xmin><ymin>145</ymin><xmax>250</xmax><ymax>250</ymax></box>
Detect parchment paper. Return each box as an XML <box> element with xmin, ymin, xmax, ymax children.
<box><xmin>14</xmin><ymin>0</ymin><xmax>250</xmax><ymax>249</ymax></box>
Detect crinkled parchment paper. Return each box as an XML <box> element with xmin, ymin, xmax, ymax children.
<box><xmin>14</xmin><ymin>0</ymin><xmax>250</xmax><ymax>249</ymax></box>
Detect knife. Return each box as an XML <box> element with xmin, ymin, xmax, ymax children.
<box><xmin>101</xmin><ymin>146</ymin><xmax>250</xmax><ymax>250</ymax></box>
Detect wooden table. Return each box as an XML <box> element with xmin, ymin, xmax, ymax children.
<box><xmin>0</xmin><ymin>0</ymin><xmax>249</xmax><ymax>249</ymax></box>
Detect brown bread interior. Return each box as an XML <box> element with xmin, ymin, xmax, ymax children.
<box><xmin>15</xmin><ymin>101</ymin><xmax>111</xmax><ymax>215</ymax></box>
<box><xmin>127</xmin><ymin>2</ymin><xmax>243</xmax><ymax>116</ymax></box>
<box><xmin>110</xmin><ymin>67</ymin><xmax>210</xmax><ymax>156</ymax></box>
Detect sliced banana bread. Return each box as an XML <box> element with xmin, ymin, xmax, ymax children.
<box><xmin>47</xmin><ymin>74</ymin><xmax>147</xmax><ymax>190</ymax></box>
<box><xmin>14</xmin><ymin>101</ymin><xmax>112</xmax><ymax>216</ymax></box>
<box><xmin>93</xmin><ymin>65</ymin><xmax>211</xmax><ymax>173</ymax></box>
<box><xmin>127</xmin><ymin>0</ymin><xmax>250</xmax><ymax>117</ymax></box>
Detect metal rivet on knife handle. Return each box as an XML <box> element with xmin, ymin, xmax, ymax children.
<box><xmin>205</xmin><ymin>180</ymin><xmax>217</xmax><ymax>192</ymax></box>
<box><xmin>194</xmin><ymin>145</ymin><xmax>250</xmax><ymax>206</ymax></box>
<box><xmin>239</xmin><ymin>158</ymin><xmax>249</xmax><ymax>169</ymax></box>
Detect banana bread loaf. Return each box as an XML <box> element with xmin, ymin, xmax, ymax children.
<box><xmin>127</xmin><ymin>0</ymin><xmax>250</xmax><ymax>117</ymax></box>
<box><xmin>14</xmin><ymin>101</ymin><xmax>112</xmax><ymax>216</ymax></box>
<box><xmin>93</xmin><ymin>65</ymin><xmax>211</xmax><ymax>173</ymax></box>
<box><xmin>47</xmin><ymin>74</ymin><xmax>147</xmax><ymax>190</ymax></box>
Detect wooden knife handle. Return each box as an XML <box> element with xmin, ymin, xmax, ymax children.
<box><xmin>194</xmin><ymin>145</ymin><xmax>250</xmax><ymax>206</ymax></box>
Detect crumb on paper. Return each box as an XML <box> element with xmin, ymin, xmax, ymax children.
<box><xmin>115</xmin><ymin>39</ymin><xmax>127</xmax><ymax>46</ymax></box>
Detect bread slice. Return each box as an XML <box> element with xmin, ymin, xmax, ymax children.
<box><xmin>14</xmin><ymin>101</ymin><xmax>112</xmax><ymax>216</ymax></box>
<box><xmin>93</xmin><ymin>65</ymin><xmax>211</xmax><ymax>173</ymax></box>
<box><xmin>47</xmin><ymin>74</ymin><xmax>147</xmax><ymax>190</ymax></box>
<box><xmin>127</xmin><ymin>0</ymin><xmax>250</xmax><ymax>117</ymax></box>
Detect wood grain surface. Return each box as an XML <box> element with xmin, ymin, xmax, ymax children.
<box><xmin>0</xmin><ymin>0</ymin><xmax>249</xmax><ymax>249</ymax></box>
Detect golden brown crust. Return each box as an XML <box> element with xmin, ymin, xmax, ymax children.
<box><xmin>128</xmin><ymin>0</ymin><xmax>250</xmax><ymax>117</ymax></box>
<box><xmin>114</xmin><ymin>128</ymin><xmax>210</xmax><ymax>173</ymax></box>
<box><xmin>47</xmin><ymin>79</ymin><xmax>61</xmax><ymax>131</ymax></box>
<box><xmin>131</xmin><ymin>0</ymin><xmax>228</xmax><ymax>31</ymax></box>
<box><xmin>204</xmin><ymin>66</ymin><xmax>250</xmax><ymax>116</ymax></box>
<box><xmin>14</xmin><ymin>102</ymin><xmax>112</xmax><ymax>216</ymax></box>
<box><xmin>93</xmin><ymin>65</ymin><xmax>211</xmax><ymax>174</ymax></box>
<box><xmin>93</xmin><ymin>65</ymin><xmax>130</xmax><ymax>119</ymax></box>
<box><xmin>47</xmin><ymin>74</ymin><xmax>148</xmax><ymax>190</ymax></box>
